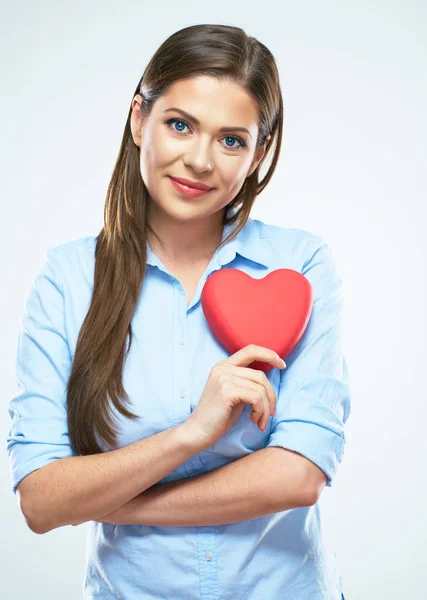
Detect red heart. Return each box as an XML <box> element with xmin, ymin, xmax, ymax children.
<box><xmin>201</xmin><ymin>268</ymin><xmax>313</xmax><ymax>373</ymax></box>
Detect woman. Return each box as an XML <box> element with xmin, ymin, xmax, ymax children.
<box><xmin>7</xmin><ymin>23</ymin><xmax>350</xmax><ymax>599</ymax></box>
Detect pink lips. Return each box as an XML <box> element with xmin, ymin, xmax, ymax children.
<box><xmin>170</xmin><ymin>176</ymin><xmax>213</xmax><ymax>191</ymax></box>
<box><xmin>169</xmin><ymin>176</ymin><xmax>213</xmax><ymax>199</ymax></box>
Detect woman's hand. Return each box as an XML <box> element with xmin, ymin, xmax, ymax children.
<box><xmin>183</xmin><ymin>344</ymin><xmax>286</xmax><ymax>450</ymax></box>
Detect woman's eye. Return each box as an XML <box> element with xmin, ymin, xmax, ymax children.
<box><xmin>165</xmin><ymin>118</ymin><xmax>246</xmax><ymax>150</ymax></box>
<box><xmin>167</xmin><ymin>118</ymin><xmax>190</xmax><ymax>135</ymax></box>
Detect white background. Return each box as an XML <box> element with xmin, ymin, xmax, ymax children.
<box><xmin>1</xmin><ymin>1</ymin><xmax>426</xmax><ymax>598</ymax></box>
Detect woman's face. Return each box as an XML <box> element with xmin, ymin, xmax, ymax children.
<box><xmin>130</xmin><ymin>75</ymin><xmax>269</xmax><ymax>224</ymax></box>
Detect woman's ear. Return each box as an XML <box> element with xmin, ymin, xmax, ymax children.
<box><xmin>130</xmin><ymin>94</ymin><xmax>144</xmax><ymax>147</ymax></box>
<box><xmin>246</xmin><ymin>134</ymin><xmax>271</xmax><ymax>178</ymax></box>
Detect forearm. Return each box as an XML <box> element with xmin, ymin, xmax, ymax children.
<box><xmin>35</xmin><ymin>423</ymin><xmax>200</xmax><ymax>533</ymax></box>
<box><xmin>96</xmin><ymin>447</ymin><xmax>311</xmax><ymax>527</ymax></box>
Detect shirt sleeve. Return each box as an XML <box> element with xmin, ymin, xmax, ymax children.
<box><xmin>6</xmin><ymin>248</ymin><xmax>79</xmax><ymax>496</ymax></box>
<box><xmin>266</xmin><ymin>234</ymin><xmax>351</xmax><ymax>487</ymax></box>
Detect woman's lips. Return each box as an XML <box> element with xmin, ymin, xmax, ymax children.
<box><xmin>169</xmin><ymin>176</ymin><xmax>213</xmax><ymax>199</ymax></box>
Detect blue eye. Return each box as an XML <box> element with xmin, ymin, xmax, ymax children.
<box><xmin>169</xmin><ymin>119</ymin><xmax>188</xmax><ymax>134</ymax></box>
<box><xmin>165</xmin><ymin>118</ymin><xmax>247</xmax><ymax>150</ymax></box>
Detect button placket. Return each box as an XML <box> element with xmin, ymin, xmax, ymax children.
<box><xmin>173</xmin><ymin>282</ymin><xmax>190</xmax><ymax>428</ymax></box>
<box><xmin>178</xmin><ymin>333</ymin><xmax>188</xmax><ymax>401</ymax></box>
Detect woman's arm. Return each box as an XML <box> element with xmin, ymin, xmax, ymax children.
<box><xmin>89</xmin><ymin>447</ymin><xmax>313</xmax><ymax>528</ymax></box>
<box><xmin>26</xmin><ymin>423</ymin><xmax>202</xmax><ymax>533</ymax></box>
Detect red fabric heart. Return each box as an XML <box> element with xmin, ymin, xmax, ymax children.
<box><xmin>201</xmin><ymin>268</ymin><xmax>313</xmax><ymax>373</ymax></box>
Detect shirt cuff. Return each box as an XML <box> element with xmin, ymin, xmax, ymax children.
<box><xmin>266</xmin><ymin>420</ymin><xmax>345</xmax><ymax>487</ymax></box>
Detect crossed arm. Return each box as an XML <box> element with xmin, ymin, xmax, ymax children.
<box><xmin>72</xmin><ymin>447</ymin><xmax>326</xmax><ymax>528</ymax></box>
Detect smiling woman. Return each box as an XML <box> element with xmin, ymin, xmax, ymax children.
<box><xmin>7</xmin><ymin>22</ymin><xmax>349</xmax><ymax>600</ymax></box>
<box><xmin>129</xmin><ymin>73</ymin><xmax>271</xmax><ymax>264</ymax></box>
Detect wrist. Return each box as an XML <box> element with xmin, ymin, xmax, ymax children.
<box><xmin>176</xmin><ymin>420</ymin><xmax>210</xmax><ymax>453</ymax></box>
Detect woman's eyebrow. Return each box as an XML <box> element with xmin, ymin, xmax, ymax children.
<box><xmin>163</xmin><ymin>107</ymin><xmax>252</xmax><ymax>138</ymax></box>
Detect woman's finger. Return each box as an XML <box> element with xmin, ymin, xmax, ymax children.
<box><xmin>225</xmin><ymin>364</ymin><xmax>277</xmax><ymax>417</ymax></box>
<box><xmin>231</xmin><ymin>375</ymin><xmax>271</xmax><ymax>431</ymax></box>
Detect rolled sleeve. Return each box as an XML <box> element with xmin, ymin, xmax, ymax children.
<box><xmin>266</xmin><ymin>235</ymin><xmax>351</xmax><ymax>487</ymax></box>
<box><xmin>6</xmin><ymin>248</ymin><xmax>78</xmax><ymax>496</ymax></box>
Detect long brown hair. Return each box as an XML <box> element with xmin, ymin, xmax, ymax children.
<box><xmin>66</xmin><ymin>23</ymin><xmax>284</xmax><ymax>455</ymax></box>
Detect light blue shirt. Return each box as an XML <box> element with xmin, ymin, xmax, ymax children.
<box><xmin>7</xmin><ymin>216</ymin><xmax>351</xmax><ymax>599</ymax></box>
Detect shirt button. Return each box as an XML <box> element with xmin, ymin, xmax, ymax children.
<box><xmin>204</xmin><ymin>551</ymin><xmax>213</xmax><ymax>561</ymax></box>
<box><xmin>180</xmin><ymin>388</ymin><xmax>187</xmax><ymax>398</ymax></box>
<box><xmin>178</xmin><ymin>337</ymin><xmax>186</xmax><ymax>345</ymax></box>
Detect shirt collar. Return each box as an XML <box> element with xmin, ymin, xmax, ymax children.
<box><xmin>146</xmin><ymin>217</ymin><xmax>271</xmax><ymax>269</ymax></box>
